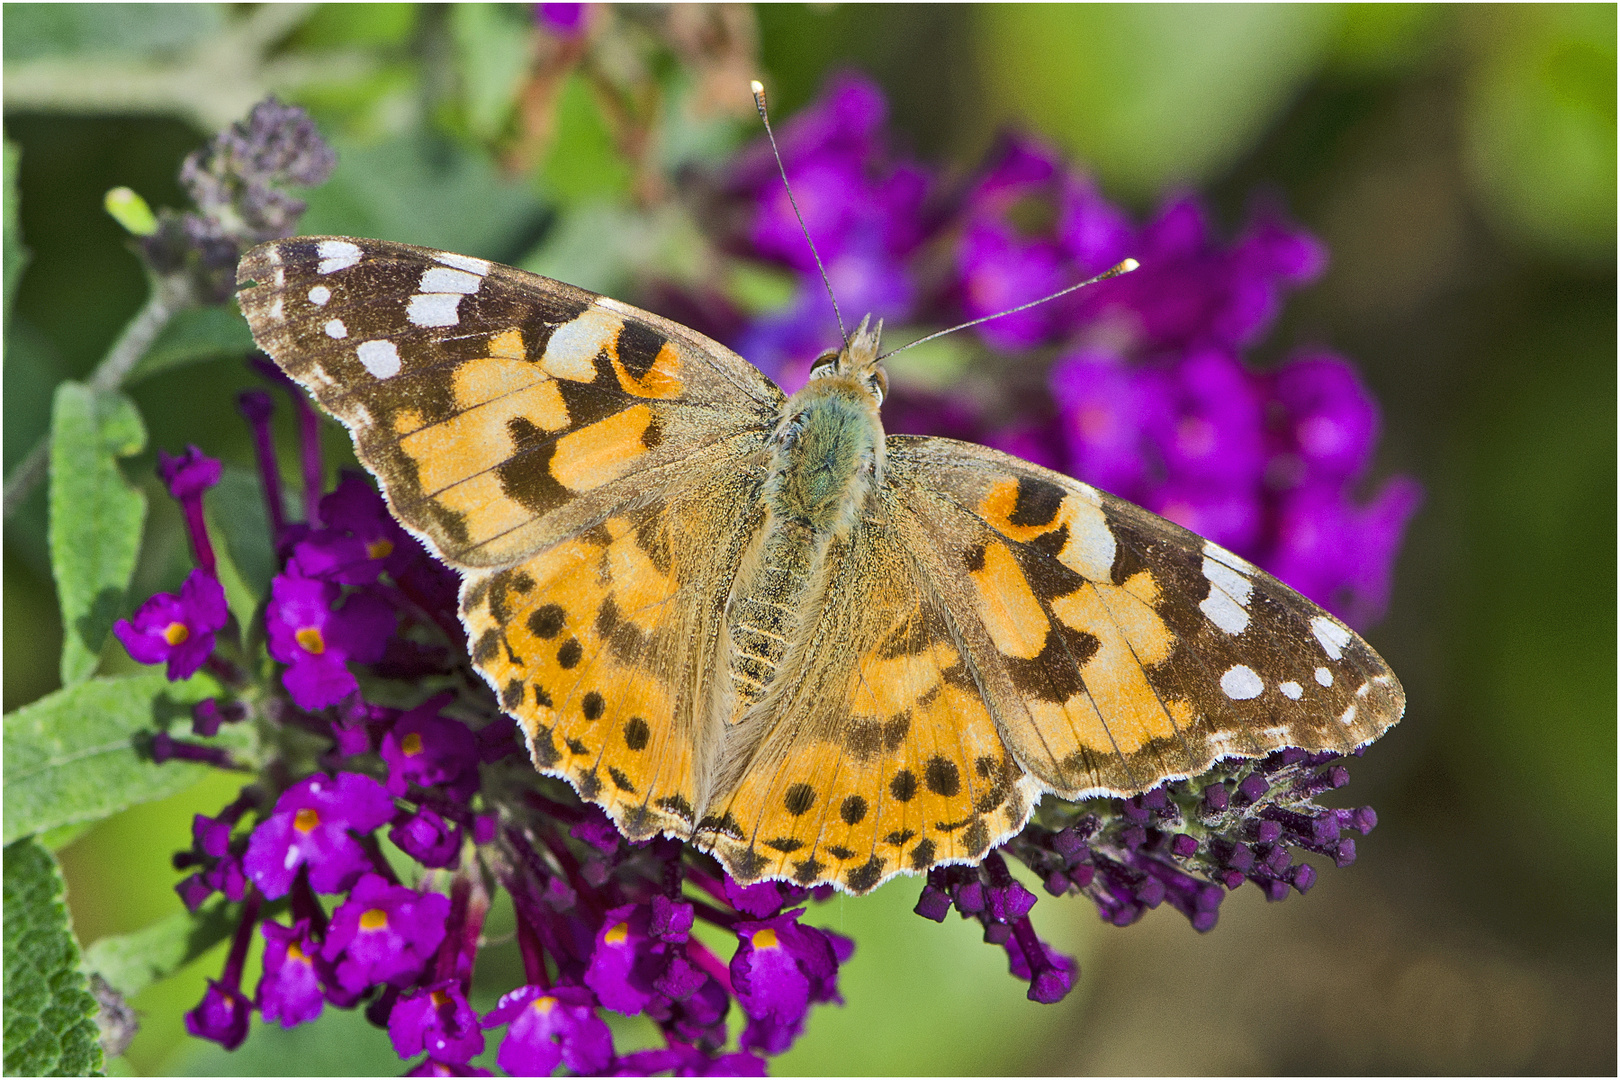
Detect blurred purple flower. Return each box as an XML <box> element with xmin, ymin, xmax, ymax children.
<box><xmin>184</xmin><ymin>979</ymin><xmax>251</xmax><ymax>1050</ymax></box>
<box><xmin>379</xmin><ymin>697</ymin><xmax>480</xmax><ymax>800</ymax></box>
<box><xmin>390</xmin><ymin>807</ymin><xmax>465</xmax><ymax>870</ymax></box>
<box><xmin>257</xmin><ymin>919</ymin><xmax>326</xmax><ymax>1028</ymax></box>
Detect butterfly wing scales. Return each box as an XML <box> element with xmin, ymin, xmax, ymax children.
<box><xmin>698</xmin><ymin>511</ymin><xmax>1041</xmax><ymax>892</ymax></box>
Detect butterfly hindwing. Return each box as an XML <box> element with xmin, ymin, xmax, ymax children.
<box><xmin>237</xmin><ymin>237</ymin><xmax>784</xmax><ymax>568</ymax></box>
<box><xmin>887</xmin><ymin>436</ymin><xmax>1404</xmax><ymax>799</ymax></box>
<box><xmin>698</xmin><ymin>509</ymin><xmax>1042</xmax><ymax>892</ymax></box>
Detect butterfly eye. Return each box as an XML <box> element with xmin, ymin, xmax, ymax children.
<box><xmin>807</xmin><ymin>351</ymin><xmax>839</xmax><ymax>379</ymax></box>
<box><xmin>868</xmin><ymin>368</ymin><xmax>888</xmax><ymax>405</ymax></box>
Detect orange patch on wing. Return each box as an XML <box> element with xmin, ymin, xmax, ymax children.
<box><xmin>393</xmin><ymin>408</ymin><xmax>423</xmax><ymax>436</ymax></box>
<box><xmin>403</xmin><ymin>379</ymin><xmax>568</xmax><ymax>498</ymax></box>
<box><xmin>968</xmin><ymin>541</ymin><xmax>1048</xmax><ymax>660</ymax></box>
<box><xmin>977</xmin><ymin>479</ymin><xmax>1115</xmax><ymax>582</ymax></box>
<box><xmin>426</xmin><ymin>470</ymin><xmax>535</xmax><ymax>543</ymax></box>
<box><xmin>602</xmin><ymin>518</ymin><xmax>676</xmax><ymax>627</ymax></box>
<box><xmin>452</xmin><ymin>359</ymin><xmax>568</xmax><ymax>430</ymax></box>
<box><xmin>488</xmin><ymin>327</ymin><xmax>525</xmax><ymax>359</ymax></box>
<box><xmin>612</xmin><ymin>341</ymin><xmax>684</xmax><ymax>399</ymax></box>
<box><xmin>1043</xmin><ymin>572</ymin><xmax>1180</xmax><ymax>753</ymax></box>
<box><xmin>549</xmin><ymin>405</ymin><xmax>655</xmax><ymax>492</ymax></box>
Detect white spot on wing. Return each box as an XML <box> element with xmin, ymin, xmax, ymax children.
<box><xmin>268</xmin><ymin>296</ymin><xmax>284</xmax><ymax>321</ymax></box>
<box><xmin>308</xmin><ymin>285</ymin><xmax>331</xmax><ymax>306</ymax></box>
<box><xmin>1311</xmin><ymin>615</ymin><xmax>1353</xmax><ymax>660</ymax></box>
<box><xmin>324</xmin><ymin>318</ymin><xmax>347</xmax><ymax>339</ymax></box>
<box><xmin>357</xmin><ymin>339</ymin><xmax>402</xmax><ymax>379</ymax></box>
<box><xmin>317</xmin><ymin>239</ymin><xmax>361</xmax><ymax>274</ymax></box>
<box><xmin>1315</xmin><ymin>666</ymin><xmax>1333</xmax><ymax>687</ymax></box>
<box><xmin>434</xmin><ymin>252</ymin><xmax>492</xmax><ymax>275</ymax></box>
<box><xmin>1200</xmin><ymin>588</ymin><xmax>1249</xmax><ymax>635</ymax></box>
<box><xmin>1202</xmin><ymin>541</ymin><xmax>1257</xmax><ymax>575</ymax></box>
<box><xmin>1220</xmin><ymin>664</ymin><xmax>1264</xmax><ymax>701</ymax></box>
<box><xmin>408</xmin><ymin>293</ymin><xmax>462</xmax><ymax>327</ymax></box>
<box><xmin>1279</xmin><ymin>680</ymin><xmax>1303</xmax><ymax>700</ymax></box>
<box><xmin>1339</xmin><ymin>704</ymin><xmax>1358</xmax><ymax>725</ymax></box>
<box><xmin>542</xmin><ymin>308</ymin><xmax>618</xmax><ymax>381</ymax></box>
<box><xmin>419</xmin><ymin>267</ymin><xmax>482</xmax><ymax>294</ymax></box>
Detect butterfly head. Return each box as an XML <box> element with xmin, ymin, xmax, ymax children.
<box><xmin>806</xmin><ymin>313</ymin><xmax>887</xmax><ymax>407</ymax></box>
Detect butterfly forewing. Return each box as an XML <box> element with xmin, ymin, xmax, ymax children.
<box><xmin>236</xmin><ymin>237</ymin><xmax>783</xmax><ymax>569</ymax></box>
<box><xmin>887</xmin><ymin>436</ymin><xmax>1404</xmax><ymax>799</ymax></box>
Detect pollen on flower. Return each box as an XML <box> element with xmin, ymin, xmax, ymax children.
<box><xmin>295</xmin><ymin>626</ymin><xmax>326</xmax><ymax>654</ymax></box>
<box><xmin>401</xmin><ymin>732</ymin><xmax>424</xmax><ymax>756</ymax></box>
<box><xmin>367</xmin><ymin>538</ymin><xmax>395</xmax><ymax>559</ymax></box>
<box><xmin>163</xmin><ymin>621</ymin><xmax>191</xmax><ymax>646</ymax></box>
<box><xmin>603</xmin><ymin>921</ymin><xmax>629</xmax><ymax>945</ymax></box>
<box><xmin>751</xmin><ymin>927</ymin><xmax>779</xmax><ymax>949</ymax></box>
<box><xmin>292</xmin><ymin>807</ymin><xmax>321</xmax><ymax>832</ymax></box>
<box><xmin>359</xmin><ymin>908</ymin><xmax>389</xmax><ymax>931</ymax></box>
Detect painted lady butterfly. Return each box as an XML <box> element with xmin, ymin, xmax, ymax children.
<box><xmin>237</xmin><ymin>236</ymin><xmax>1403</xmax><ymax>894</ymax></box>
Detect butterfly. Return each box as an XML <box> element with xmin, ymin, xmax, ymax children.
<box><xmin>236</xmin><ymin>236</ymin><xmax>1404</xmax><ymax>894</ymax></box>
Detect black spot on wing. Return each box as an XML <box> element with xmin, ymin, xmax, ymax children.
<box><xmin>1009</xmin><ymin>475</ymin><xmax>1065</xmax><ymax>528</ymax></box>
<box><xmin>614</xmin><ymin>320</ymin><xmax>666</xmax><ymax>379</ymax></box>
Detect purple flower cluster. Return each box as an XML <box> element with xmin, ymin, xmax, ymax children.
<box><xmin>124</xmin><ymin>374</ymin><xmax>850</xmax><ymax>1074</ymax></box>
<box><xmin>140</xmin><ymin>97</ymin><xmax>337</xmax><ymax>302</ymax></box>
<box><xmin>712</xmin><ymin>73</ymin><xmax>1419</xmax><ymax>631</ymax></box>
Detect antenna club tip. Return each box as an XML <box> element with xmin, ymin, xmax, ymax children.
<box><xmin>750</xmin><ymin>79</ymin><xmax>765</xmax><ymax>96</ymax></box>
<box><xmin>1118</xmin><ymin>258</ymin><xmax>1140</xmax><ymax>274</ymax></box>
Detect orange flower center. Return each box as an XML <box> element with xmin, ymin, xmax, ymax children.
<box><xmin>532</xmin><ymin>995</ymin><xmax>557</xmax><ymax>1014</ymax></box>
<box><xmin>751</xmin><ymin>927</ymin><xmax>779</xmax><ymax>949</ymax></box>
<box><xmin>366</xmin><ymin>538</ymin><xmax>394</xmax><ymax>559</ymax></box>
<box><xmin>401</xmin><ymin>732</ymin><xmax>424</xmax><ymax>756</ymax></box>
<box><xmin>603</xmin><ymin>921</ymin><xmax>629</xmax><ymax>945</ymax></box>
<box><xmin>295</xmin><ymin>626</ymin><xmax>325</xmax><ymax>654</ymax></box>
<box><xmin>162</xmin><ymin>621</ymin><xmax>190</xmax><ymax>646</ymax></box>
<box><xmin>293</xmin><ymin>807</ymin><xmax>321</xmax><ymax>832</ymax></box>
<box><xmin>429</xmin><ymin>990</ymin><xmax>449</xmax><ymax>1008</ymax></box>
<box><xmin>359</xmin><ymin>908</ymin><xmax>389</xmax><ymax>931</ymax></box>
<box><xmin>287</xmin><ymin>942</ymin><xmax>310</xmax><ymax>963</ymax></box>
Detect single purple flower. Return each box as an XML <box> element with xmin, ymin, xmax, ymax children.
<box><xmin>389</xmin><ymin>980</ymin><xmax>485</xmax><ymax>1065</ymax></box>
<box><xmin>158</xmin><ymin>446</ymin><xmax>223</xmax><ymax>574</ymax></box>
<box><xmin>380</xmin><ymin>698</ymin><xmax>480</xmax><ymax>799</ymax></box>
<box><xmin>322</xmin><ymin>874</ymin><xmax>449</xmax><ymax>993</ymax></box>
<box><xmin>729</xmin><ymin>911</ymin><xmax>848</xmax><ymax>1055</ymax></box>
<box><xmin>294</xmin><ymin>471</ymin><xmax>421</xmax><ymax>584</ymax></box>
<box><xmin>242</xmin><ymin>771</ymin><xmax>395</xmax><ymax>898</ymax></box>
<box><xmin>390</xmin><ymin>807</ymin><xmax>464</xmax><ymax>870</ymax></box>
<box><xmin>585</xmin><ymin>903</ymin><xmax>663</xmax><ymax>1014</ymax></box>
<box><xmin>257</xmin><ymin>919</ymin><xmax>326</xmax><ymax>1028</ymax></box>
<box><xmin>534</xmin><ymin>2</ymin><xmax>590</xmax><ymax>37</ymax></box>
<box><xmin>183</xmin><ymin>978</ymin><xmax>251</xmax><ymax>1050</ymax></box>
<box><xmin>482</xmin><ymin>984</ymin><xmax>614</xmax><ymax>1077</ymax></box>
<box><xmin>113</xmin><ymin>569</ymin><xmax>228</xmax><ymax>681</ymax></box>
<box><xmin>266</xmin><ymin>570</ymin><xmax>394</xmax><ymax>710</ymax></box>
<box><xmin>1266</xmin><ymin>352</ymin><xmax>1381</xmax><ymax>488</ymax></box>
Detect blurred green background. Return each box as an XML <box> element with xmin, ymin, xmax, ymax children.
<box><xmin>3</xmin><ymin>3</ymin><xmax>1614</xmax><ymax>1074</ymax></box>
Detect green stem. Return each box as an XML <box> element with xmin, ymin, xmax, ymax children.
<box><xmin>3</xmin><ymin>278</ymin><xmax>191</xmax><ymax>519</ymax></box>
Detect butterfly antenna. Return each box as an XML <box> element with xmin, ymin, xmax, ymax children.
<box><xmin>751</xmin><ymin>79</ymin><xmax>848</xmax><ymax>344</ymax></box>
<box><xmin>877</xmin><ymin>258</ymin><xmax>1141</xmax><ymax>362</ymax></box>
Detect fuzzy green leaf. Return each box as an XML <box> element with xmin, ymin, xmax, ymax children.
<box><xmin>4</xmin><ymin>138</ymin><xmax>28</xmax><ymax>323</ymax></box>
<box><xmin>128</xmin><ymin>305</ymin><xmax>256</xmax><ymax>383</ymax></box>
<box><xmin>48</xmin><ymin>382</ymin><xmax>148</xmax><ymax>686</ymax></box>
<box><xmin>82</xmin><ymin>903</ymin><xmax>236</xmax><ymax>1002</ymax></box>
<box><xmin>2</xmin><ymin>671</ymin><xmax>217</xmax><ymax>845</ymax></box>
<box><xmin>2</xmin><ymin>839</ymin><xmax>104</xmax><ymax>1077</ymax></box>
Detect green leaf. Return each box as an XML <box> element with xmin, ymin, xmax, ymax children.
<box><xmin>128</xmin><ymin>306</ymin><xmax>256</xmax><ymax>384</ymax></box>
<box><xmin>49</xmin><ymin>382</ymin><xmax>148</xmax><ymax>687</ymax></box>
<box><xmin>2</xmin><ymin>671</ymin><xmax>218</xmax><ymax>846</ymax></box>
<box><xmin>2</xmin><ymin>3</ymin><xmax>223</xmax><ymax>62</ymax></box>
<box><xmin>82</xmin><ymin>903</ymin><xmax>236</xmax><ymax>1002</ymax></box>
<box><xmin>540</xmin><ymin>73</ymin><xmax>634</xmax><ymax>208</ymax></box>
<box><xmin>4</xmin><ymin>138</ymin><xmax>28</xmax><ymax>324</ymax></box>
<box><xmin>450</xmin><ymin>4</ymin><xmax>534</xmax><ymax>143</ymax></box>
<box><xmin>2</xmin><ymin>838</ymin><xmax>104</xmax><ymax>1077</ymax></box>
<box><xmin>299</xmin><ymin>131</ymin><xmax>549</xmax><ymax>264</ymax></box>
<box><xmin>978</xmin><ymin>5</ymin><xmax>1341</xmax><ymax>198</ymax></box>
